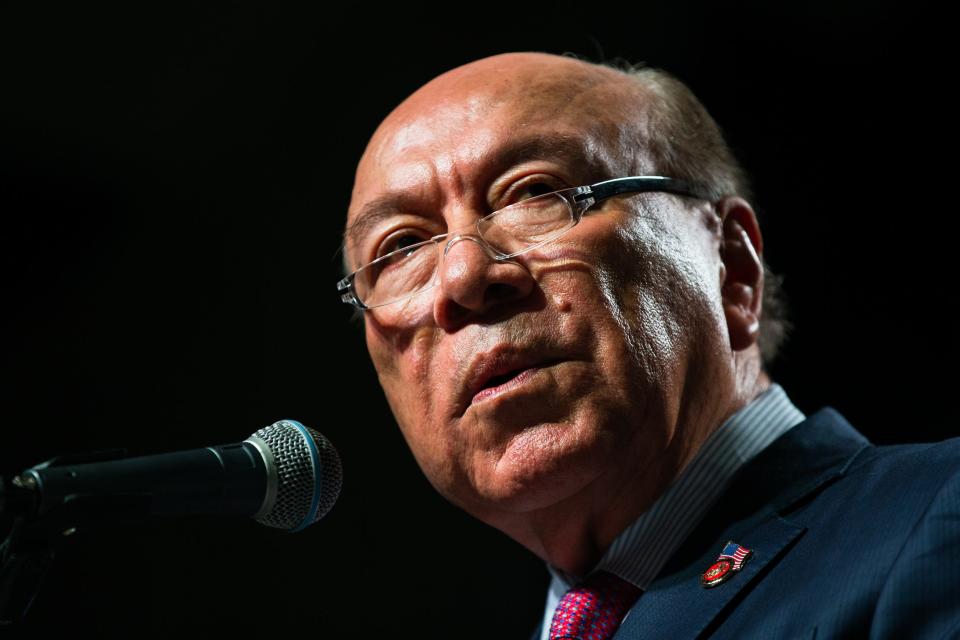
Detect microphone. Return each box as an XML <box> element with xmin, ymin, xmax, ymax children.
<box><xmin>4</xmin><ymin>419</ymin><xmax>342</xmax><ymax>532</ymax></box>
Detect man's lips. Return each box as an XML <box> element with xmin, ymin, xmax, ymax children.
<box><xmin>461</xmin><ymin>346</ymin><xmax>564</xmax><ymax>410</ymax></box>
<box><xmin>471</xmin><ymin>365</ymin><xmax>546</xmax><ymax>404</ymax></box>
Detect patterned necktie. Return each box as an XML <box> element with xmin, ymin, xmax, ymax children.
<box><xmin>549</xmin><ymin>570</ymin><xmax>641</xmax><ymax>640</ymax></box>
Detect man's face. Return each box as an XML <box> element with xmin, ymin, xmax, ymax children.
<box><xmin>345</xmin><ymin>54</ymin><xmax>733</xmax><ymax>532</ymax></box>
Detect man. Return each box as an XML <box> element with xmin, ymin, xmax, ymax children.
<box><xmin>339</xmin><ymin>52</ymin><xmax>960</xmax><ymax>639</ymax></box>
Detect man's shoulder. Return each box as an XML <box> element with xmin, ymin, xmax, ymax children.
<box><xmin>621</xmin><ymin>408</ymin><xmax>960</xmax><ymax>639</ymax></box>
<box><xmin>792</xmin><ymin>409</ymin><xmax>960</xmax><ymax>639</ymax></box>
<box><xmin>853</xmin><ymin>434</ymin><xmax>960</xmax><ymax>483</ymax></box>
<box><xmin>852</xmin><ymin>421</ymin><xmax>960</xmax><ymax>465</ymax></box>
<box><xmin>804</xmin><ymin>406</ymin><xmax>960</xmax><ymax>498</ymax></box>
<box><xmin>723</xmin><ymin>405</ymin><xmax>960</xmax><ymax>565</ymax></box>
<box><xmin>767</xmin><ymin>406</ymin><xmax>960</xmax><ymax>524</ymax></box>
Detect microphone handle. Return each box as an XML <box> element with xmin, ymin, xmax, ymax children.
<box><xmin>20</xmin><ymin>442</ymin><xmax>269</xmax><ymax>519</ymax></box>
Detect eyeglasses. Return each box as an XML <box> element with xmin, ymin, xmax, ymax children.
<box><xmin>338</xmin><ymin>176</ymin><xmax>712</xmax><ymax>310</ymax></box>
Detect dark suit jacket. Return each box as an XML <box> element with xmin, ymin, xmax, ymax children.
<box><xmin>532</xmin><ymin>407</ymin><xmax>960</xmax><ymax>639</ymax></box>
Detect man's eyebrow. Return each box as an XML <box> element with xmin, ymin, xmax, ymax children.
<box><xmin>342</xmin><ymin>133</ymin><xmax>596</xmax><ymax>259</ymax></box>
<box><xmin>342</xmin><ymin>192</ymin><xmax>425</xmax><ymax>260</ymax></box>
<box><xmin>488</xmin><ymin>133</ymin><xmax>594</xmax><ymax>176</ymax></box>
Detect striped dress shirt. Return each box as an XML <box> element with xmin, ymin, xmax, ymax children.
<box><xmin>539</xmin><ymin>383</ymin><xmax>806</xmax><ymax>639</ymax></box>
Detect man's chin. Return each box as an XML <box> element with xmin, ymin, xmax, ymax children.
<box><xmin>460</xmin><ymin>422</ymin><xmax>610</xmax><ymax>517</ymax></box>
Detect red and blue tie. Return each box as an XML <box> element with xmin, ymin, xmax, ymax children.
<box><xmin>549</xmin><ymin>570</ymin><xmax>641</xmax><ymax>640</ymax></box>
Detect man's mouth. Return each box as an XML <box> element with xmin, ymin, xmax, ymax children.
<box><xmin>472</xmin><ymin>366</ymin><xmax>543</xmax><ymax>404</ymax></box>
<box><xmin>483</xmin><ymin>367</ymin><xmax>531</xmax><ymax>389</ymax></box>
<box><xmin>463</xmin><ymin>347</ymin><xmax>564</xmax><ymax>409</ymax></box>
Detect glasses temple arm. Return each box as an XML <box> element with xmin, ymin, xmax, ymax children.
<box><xmin>580</xmin><ymin>177</ymin><xmax>714</xmax><ymax>203</ymax></box>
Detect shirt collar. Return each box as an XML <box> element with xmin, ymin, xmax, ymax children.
<box><xmin>541</xmin><ymin>383</ymin><xmax>806</xmax><ymax>629</ymax></box>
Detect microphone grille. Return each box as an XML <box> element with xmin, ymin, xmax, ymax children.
<box><xmin>248</xmin><ymin>420</ymin><xmax>342</xmax><ymax>531</ymax></box>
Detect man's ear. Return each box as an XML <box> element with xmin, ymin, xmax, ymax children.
<box><xmin>716</xmin><ymin>197</ymin><xmax>764</xmax><ymax>352</ymax></box>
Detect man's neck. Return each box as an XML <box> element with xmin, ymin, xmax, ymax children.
<box><xmin>495</xmin><ymin>368</ymin><xmax>773</xmax><ymax>578</ymax></box>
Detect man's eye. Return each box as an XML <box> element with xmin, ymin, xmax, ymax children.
<box><xmin>503</xmin><ymin>180</ymin><xmax>561</xmax><ymax>206</ymax></box>
<box><xmin>520</xmin><ymin>182</ymin><xmax>557</xmax><ymax>198</ymax></box>
<box><xmin>377</xmin><ymin>233</ymin><xmax>429</xmax><ymax>259</ymax></box>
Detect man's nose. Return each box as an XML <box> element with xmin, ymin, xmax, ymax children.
<box><xmin>432</xmin><ymin>233</ymin><xmax>535</xmax><ymax>330</ymax></box>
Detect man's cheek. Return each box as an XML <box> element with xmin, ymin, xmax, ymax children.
<box><xmin>379</xmin><ymin>317</ymin><xmax>437</xmax><ymax>367</ymax></box>
<box><xmin>402</xmin><ymin>420</ymin><xmax>464</xmax><ymax>495</ymax></box>
<box><xmin>403</xmin><ymin>329</ymin><xmax>438</xmax><ymax>382</ymax></box>
<box><xmin>365</xmin><ymin>322</ymin><xmax>400</xmax><ymax>379</ymax></box>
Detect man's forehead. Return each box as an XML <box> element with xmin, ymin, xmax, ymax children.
<box><xmin>365</xmin><ymin>86</ymin><xmax>609</xmax><ymax>173</ymax></box>
<box><xmin>355</xmin><ymin>60</ymin><xmax>646</xmax><ymax>184</ymax></box>
<box><xmin>342</xmin><ymin>130</ymin><xmax>613</xmax><ymax>257</ymax></box>
<box><xmin>362</xmin><ymin>117</ymin><xmax>609</xmax><ymax>196</ymax></box>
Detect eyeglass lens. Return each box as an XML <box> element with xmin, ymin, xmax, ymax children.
<box><xmin>355</xmin><ymin>192</ymin><xmax>575</xmax><ymax>308</ymax></box>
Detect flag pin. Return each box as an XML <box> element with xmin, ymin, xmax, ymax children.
<box><xmin>700</xmin><ymin>540</ymin><xmax>752</xmax><ymax>588</ymax></box>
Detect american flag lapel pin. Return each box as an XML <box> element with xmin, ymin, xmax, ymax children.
<box><xmin>700</xmin><ymin>541</ymin><xmax>753</xmax><ymax>588</ymax></box>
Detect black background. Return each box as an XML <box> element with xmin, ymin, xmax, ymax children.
<box><xmin>1</xmin><ymin>1</ymin><xmax>956</xmax><ymax>637</ymax></box>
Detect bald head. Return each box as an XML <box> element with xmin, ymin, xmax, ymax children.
<box><xmin>376</xmin><ymin>52</ymin><xmax>632</xmax><ymax>130</ymax></box>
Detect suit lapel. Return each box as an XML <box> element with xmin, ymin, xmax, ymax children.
<box><xmin>614</xmin><ymin>408</ymin><xmax>871</xmax><ymax>640</ymax></box>
<box><xmin>616</xmin><ymin>512</ymin><xmax>805</xmax><ymax>639</ymax></box>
